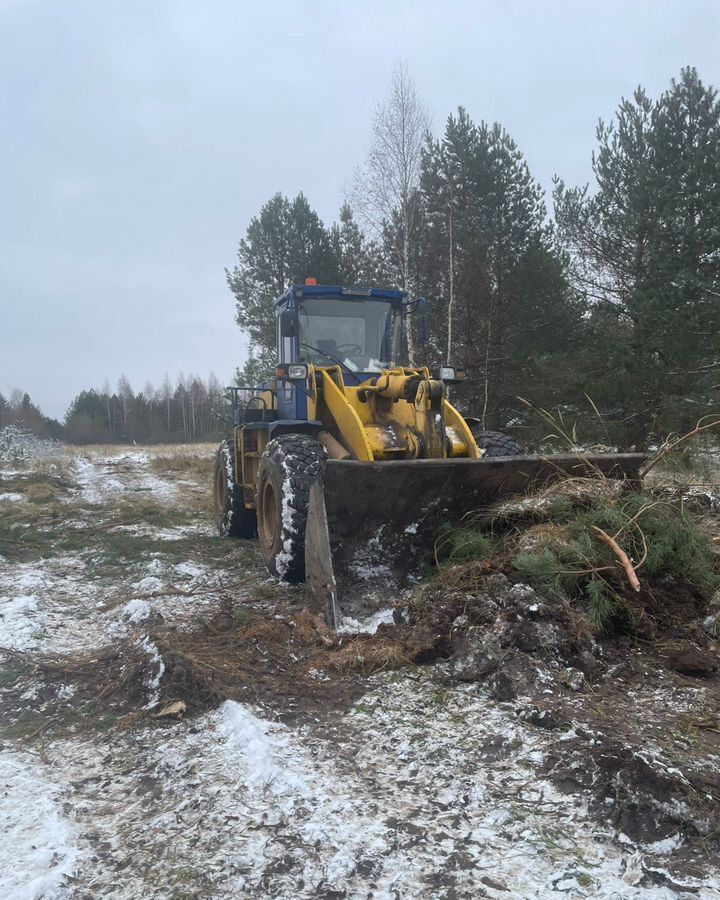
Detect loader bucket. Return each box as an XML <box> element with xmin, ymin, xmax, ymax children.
<box><xmin>305</xmin><ymin>453</ymin><xmax>648</xmax><ymax>628</ymax></box>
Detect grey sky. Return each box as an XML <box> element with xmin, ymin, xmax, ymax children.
<box><xmin>1</xmin><ymin>0</ymin><xmax>718</xmax><ymax>420</ymax></box>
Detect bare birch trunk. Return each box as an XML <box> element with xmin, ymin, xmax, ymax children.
<box><xmin>349</xmin><ymin>62</ymin><xmax>430</xmax><ymax>365</ymax></box>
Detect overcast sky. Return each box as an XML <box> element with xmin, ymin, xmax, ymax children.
<box><xmin>1</xmin><ymin>0</ymin><xmax>719</xmax><ymax>420</ymax></box>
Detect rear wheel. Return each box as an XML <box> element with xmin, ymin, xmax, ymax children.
<box><xmin>471</xmin><ymin>429</ymin><xmax>524</xmax><ymax>458</ymax></box>
<box><xmin>256</xmin><ymin>434</ymin><xmax>325</xmax><ymax>582</ymax></box>
<box><xmin>213</xmin><ymin>440</ymin><xmax>257</xmax><ymax>538</ymax></box>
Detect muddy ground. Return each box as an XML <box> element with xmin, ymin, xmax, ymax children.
<box><xmin>1</xmin><ymin>443</ymin><xmax>719</xmax><ymax>899</ymax></box>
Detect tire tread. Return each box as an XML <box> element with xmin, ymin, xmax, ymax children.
<box><xmin>260</xmin><ymin>434</ymin><xmax>326</xmax><ymax>582</ymax></box>
<box><xmin>215</xmin><ymin>440</ymin><xmax>257</xmax><ymax>538</ymax></box>
<box><xmin>471</xmin><ymin>429</ymin><xmax>524</xmax><ymax>458</ymax></box>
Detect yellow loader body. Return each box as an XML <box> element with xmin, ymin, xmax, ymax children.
<box><xmin>305</xmin><ymin>365</ymin><xmax>480</xmax><ymax>462</ymax></box>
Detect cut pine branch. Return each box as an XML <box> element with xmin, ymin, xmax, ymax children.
<box><xmin>591</xmin><ymin>526</ymin><xmax>641</xmax><ymax>592</ymax></box>
<box><xmin>640</xmin><ymin>417</ymin><xmax>720</xmax><ymax>478</ymax></box>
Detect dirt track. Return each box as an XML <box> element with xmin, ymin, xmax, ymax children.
<box><xmin>1</xmin><ymin>445</ymin><xmax>719</xmax><ymax>898</ymax></box>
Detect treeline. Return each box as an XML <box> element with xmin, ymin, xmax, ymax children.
<box><xmin>228</xmin><ymin>65</ymin><xmax>720</xmax><ymax>449</ymax></box>
<box><xmin>0</xmin><ymin>391</ymin><xmax>64</xmax><ymax>440</ymax></box>
<box><xmin>1</xmin><ymin>374</ymin><xmax>227</xmax><ymax>445</ymax></box>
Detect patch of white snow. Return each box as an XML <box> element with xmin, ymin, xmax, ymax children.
<box><xmin>0</xmin><ymin>593</ymin><xmax>40</xmax><ymax>650</ymax></box>
<box><xmin>122</xmin><ymin>599</ymin><xmax>152</xmax><ymax>623</ymax></box>
<box><xmin>0</xmin><ymin>749</ymin><xmax>80</xmax><ymax>899</ymax></box>
<box><xmin>338</xmin><ymin>608</ymin><xmax>395</xmax><ymax>635</ymax></box>
<box><xmin>138</xmin><ymin>636</ymin><xmax>165</xmax><ymax>709</ymax></box>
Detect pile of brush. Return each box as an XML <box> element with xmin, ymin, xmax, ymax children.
<box><xmin>429</xmin><ymin>469</ymin><xmax>720</xmax><ymax>637</ymax></box>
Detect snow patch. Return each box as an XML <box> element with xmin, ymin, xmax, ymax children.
<box><xmin>643</xmin><ymin>833</ymin><xmax>684</xmax><ymax>855</ymax></box>
<box><xmin>215</xmin><ymin>701</ymin><xmax>308</xmax><ymax>796</ymax></box>
<box><xmin>0</xmin><ymin>749</ymin><xmax>80</xmax><ymax>899</ymax></box>
<box><xmin>274</xmin><ymin>455</ymin><xmax>298</xmax><ymax>580</ymax></box>
<box><xmin>338</xmin><ymin>607</ymin><xmax>395</xmax><ymax>634</ymax></box>
<box><xmin>138</xmin><ymin>636</ymin><xmax>165</xmax><ymax>708</ymax></box>
<box><xmin>131</xmin><ymin>575</ymin><xmax>164</xmax><ymax>594</ymax></box>
<box><xmin>72</xmin><ymin>450</ymin><xmax>178</xmax><ymax>504</ymax></box>
<box><xmin>0</xmin><ymin>593</ymin><xmax>40</xmax><ymax>650</ymax></box>
<box><xmin>172</xmin><ymin>561</ymin><xmax>206</xmax><ymax>580</ymax></box>
<box><xmin>56</xmin><ymin>683</ymin><xmax>76</xmax><ymax>702</ymax></box>
<box><xmin>348</xmin><ymin>529</ymin><xmax>393</xmax><ymax>581</ymax></box>
<box><xmin>122</xmin><ymin>599</ymin><xmax>152</xmax><ymax>623</ymax></box>
<box><xmin>72</xmin><ymin>455</ymin><xmax>125</xmax><ymax>503</ymax></box>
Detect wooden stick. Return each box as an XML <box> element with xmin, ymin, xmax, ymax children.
<box><xmin>592</xmin><ymin>526</ymin><xmax>641</xmax><ymax>592</ymax></box>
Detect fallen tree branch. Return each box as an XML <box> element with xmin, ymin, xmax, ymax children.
<box><xmin>640</xmin><ymin>418</ymin><xmax>720</xmax><ymax>479</ymax></box>
<box><xmin>591</xmin><ymin>526</ymin><xmax>641</xmax><ymax>592</ymax></box>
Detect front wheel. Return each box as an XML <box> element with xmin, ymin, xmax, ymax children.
<box><xmin>470</xmin><ymin>429</ymin><xmax>524</xmax><ymax>458</ymax></box>
<box><xmin>256</xmin><ymin>434</ymin><xmax>326</xmax><ymax>582</ymax></box>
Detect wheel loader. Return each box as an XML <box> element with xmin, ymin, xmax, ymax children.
<box><xmin>214</xmin><ymin>281</ymin><xmax>646</xmax><ymax>627</ymax></box>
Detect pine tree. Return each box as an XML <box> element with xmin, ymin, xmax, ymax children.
<box><xmin>555</xmin><ymin>68</ymin><xmax>720</xmax><ymax>447</ymax></box>
<box><xmin>226</xmin><ymin>192</ymin><xmax>342</xmax><ymax>383</ymax></box>
<box><xmin>419</xmin><ymin>109</ymin><xmax>578</xmax><ymax>429</ymax></box>
<box><xmin>329</xmin><ymin>203</ymin><xmax>385</xmax><ymax>286</ymax></box>
<box><xmin>65</xmin><ymin>390</ymin><xmax>110</xmax><ymax>443</ymax></box>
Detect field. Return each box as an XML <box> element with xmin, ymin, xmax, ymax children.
<box><xmin>1</xmin><ymin>442</ymin><xmax>720</xmax><ymax>899</ymax></box>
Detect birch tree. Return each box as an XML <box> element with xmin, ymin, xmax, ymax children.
<box><xmin>351</xmin><ymin>62</ymin><xmax>431</xmax><ymax>362</ymax></box>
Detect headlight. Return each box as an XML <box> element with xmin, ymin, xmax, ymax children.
<box><xmin>433</xmin><ymin>365</ymin><xmax>466</xmax><ymax>384</ymax></box>
<box><xmin>287</xmin><ymin>364</ymin><xmax>308</xmax><ymax>381</ymax></box>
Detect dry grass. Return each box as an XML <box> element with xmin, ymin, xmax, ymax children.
<box><xmin>147</xmin><ymin>442</ymin><xmax>216</xmax><ymax>458</ymax></box>
<box><xmin>313</xmin><ymin>636</ymin><xmax>423</xmax><ymax>674</ymax></box>
<box><xmin>149</xmin><ymin>452</ymin><xmax>214</xmax><ymax>478</ymax></box>
<box><xmin>28</xmin><ymin>452</ymin><xmax>75</xmax><ymax>478</ymax></box>
<box><xmin>0</xmin><ymin>472</ymin><xmax>75</xmax><ymax>506</ymax></box>
<box><xmin>9</xmin><ymin>604</ymin><xmax>419</xmax><ymax>738</ymax></box>
<box><xmin>2</xmin><ymin>449</ymin><xmax>75</xmax><ymax>478</ymax></box>
<box><xmin>65</xmin><ymin>441</ymin><xmax>215</xmax><ymax>457</ymax></box>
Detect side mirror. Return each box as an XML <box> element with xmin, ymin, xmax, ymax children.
<box><xmin>279</xmin><ymin>308</ymin><xmax>296</xmax><ymax>338</ymax></box>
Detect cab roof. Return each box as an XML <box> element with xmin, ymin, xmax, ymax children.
<box><xmin>275</xmin><ymin>284</ymin><xmax>407</xmax><ymax>306</ymax></box>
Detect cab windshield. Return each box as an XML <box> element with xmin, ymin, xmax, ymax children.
<box><xmin>297</xmin><ymin>296</ymin><xmax>401</xmax><ymax>373</ymax></box>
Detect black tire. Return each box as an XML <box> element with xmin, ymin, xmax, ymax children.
<box><xmin>471</xmin><ymin>429</ymin><xmax>524</xmax><ymax>458</ymax></box>
<box><xmin>256</xmin><ymin>434</ymin><xmax>326</xmax><ymax>582</ymax></box>
<box><xmin>213</xmin><ymin>440</ymin><xmax>257</xmax><ymax>538</ymax></box>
